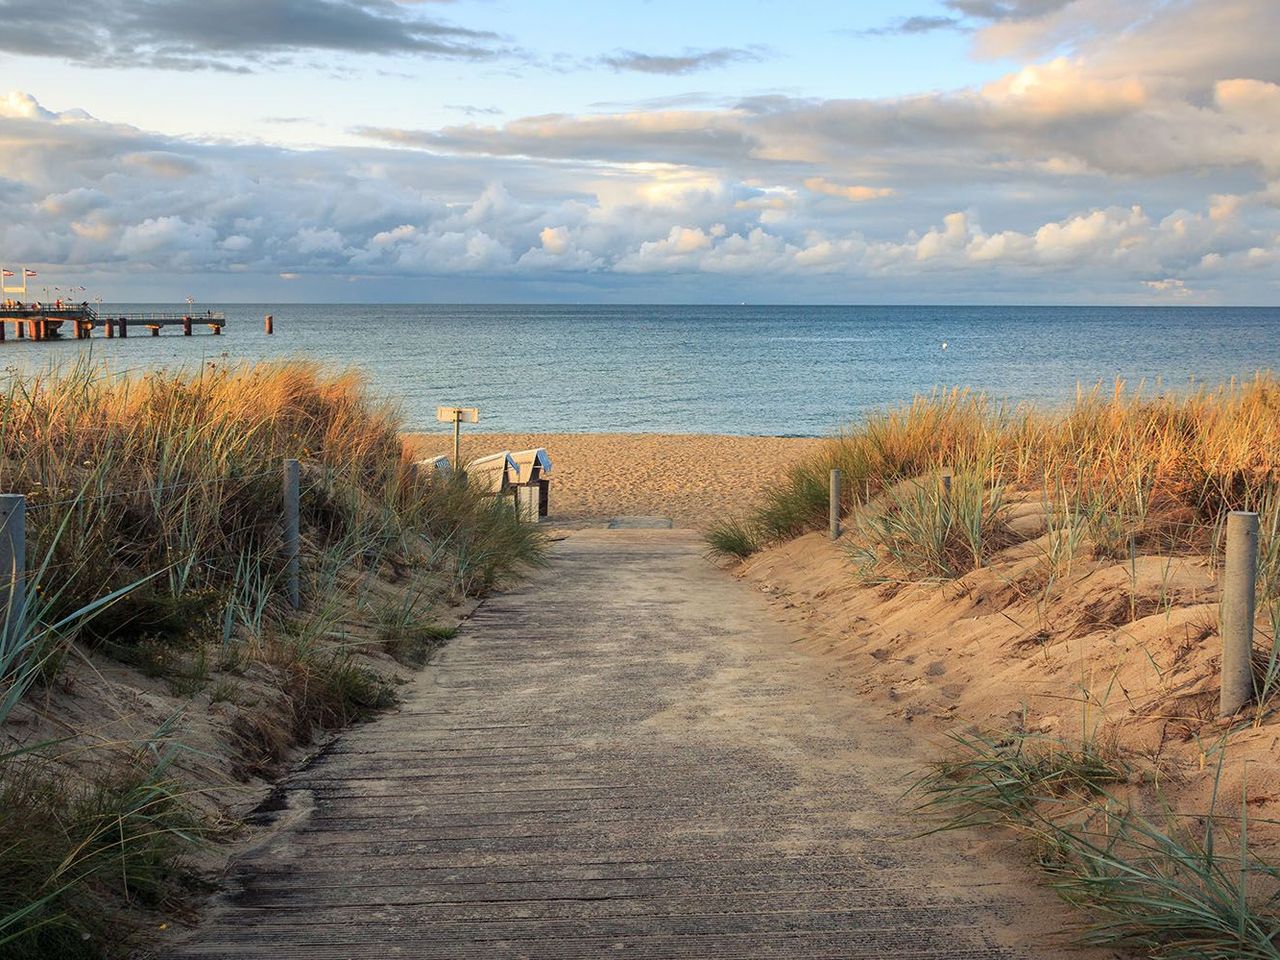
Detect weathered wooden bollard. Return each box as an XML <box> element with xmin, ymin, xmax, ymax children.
<box><xmin>941</xmin><ymin>467</ymin><xmax>953</xmax><ymax>497</ymax></box>
<box><xmin>283</xmin><ymin>458</ymin><xmax>301</xmax><ymax>610</ymax></box>
<box><xmin>0</xmin><ymin>494</ymin><xmax>26</xmax><ymax>646</ymax></box>
<box><xmin>149</xmin><ymin>325</ymin><xmax>160</xmax><ymax>337</ymax></box>
<box><xmin>1220</xmin><ymin>510</ymin><xmax>1259</xmax><ymax>716</ymax></box>
<box><xmin>182</xmin><ymin>315</ymin><xmax>192</xmax><ymax>336</ymax></box>
<box><xmin>105</xmin><ymin>320</ymin><xmax>114</xmax><ymax>338</ymax></box>
<box><xmin>118</xmin><ymin>317</ymin><xmax>128</xmax><ymax>338</ymax></box>
<box><xmin>265</xmin><ymin>314</ymin><xmax>274</xmax><ymax>335</ymax></box>
<box><xmin>829</xmin><ymin>469</ymin><xmax>841</xmax><ymax>540</ymax></box>
<box><xmin>0</xmin><ymin>321</ymin><xmax>6</xmax><ymax>343</ymax></box>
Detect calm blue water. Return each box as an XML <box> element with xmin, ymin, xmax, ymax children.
<box><xmin>7</xmin><ymin>304</ymin><xmax>1280</xmax><ymax>435</ymax></box>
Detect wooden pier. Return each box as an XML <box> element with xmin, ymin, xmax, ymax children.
<box><xmin>0</xmin><ymin>306</ymin><xmax>225</xmax><ymax>342</ymax></box>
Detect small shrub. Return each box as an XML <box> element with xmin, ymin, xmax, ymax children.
<box><xmin>0</xmin><ymin>751</ymin><xmax>201</xmax><ymax>958</ymax></box>
<box><xmin>855</xmin><ymin>469</ymin><xmax>1009</xmax><ymax>580</ymax></box>
<box><xmin>381</xmin><ymin>624</ymin><xmax>457</xmax><ymax>667</ymax></box>
<box><xmin>705</xmin><ymin>518</ymin><xmax>762</xmax><ymax>560</ymax></box>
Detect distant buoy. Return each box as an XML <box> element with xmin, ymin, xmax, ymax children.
<box><xmin>941</xmin><ymin>341</ymin><xmax>948</xmax><ymax>350</ymax></box>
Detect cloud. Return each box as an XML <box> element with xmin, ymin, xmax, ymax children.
<box><xmin>851</xmin><ymin>15</ymin><xmax>965</xmax><ymax>37</ymax></box>
<box><xmin>0</xmin><ymin>0</ymin><xmax>505</xmax><ymax>70</ymax></box>
<box><xmin>600</xmin><ymin>47</ymin><xmax>765</xmax><ymax>75</ymax></box>
<box><xmin>444</xmin><ymin>104</ymin><xmax>504</xmax><ymax>117</ymax></box>
<box><xmin>854</xmin><ymin>0</ymin><xmax>1076</xmax><ymax>38</ymax></box>
<box><xmin>3</xmin><ymin>0</ymin><xmax>1280</xmax><ymax>302</ymax></box>
<box><xmin>804</xmin><ymin>178</ymin><xmax>895</xmax><ymax>202</ymax></box>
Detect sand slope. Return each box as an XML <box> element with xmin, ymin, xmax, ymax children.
<box><xmin>735</xmin><ymin>491</ymin><xmax>1280</xmax><ymax>857</ymax></box>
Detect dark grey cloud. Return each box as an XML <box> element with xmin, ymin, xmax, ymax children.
<box><xmin>944</xmin><ymin>0</ymin><xmax>1078</xmax><ymax>20</ymax></box>
<box><xmin>853</xmin><ymin>0</ymin><xmax>1077</xmax><ymax>37</ymax></box>
<box><xmin>600</xmin><ymin>47</ymin><xmax>765</xmax><ymax>75</ymax></box>
<box><xmin>0</xmin><ymin>0</ymin><xmax>505</xmax><ymax>70</ymax></box>
<box><xmin>851</xmin><ymin>15</ymin><xmax>966</xmax><ymax>36</ymax></box>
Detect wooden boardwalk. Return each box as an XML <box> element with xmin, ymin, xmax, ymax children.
<box><xmin>168</xmin><ymin>528</ymin><xmax>1092</xmax><ymax>959</ymax></box>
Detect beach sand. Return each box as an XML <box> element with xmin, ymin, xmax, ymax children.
<box><xmin>406</xmin><ymin>432</ymin><xmax>825</xmax><ymax>528</ymax></box>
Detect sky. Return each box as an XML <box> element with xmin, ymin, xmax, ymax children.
<box><xmin>0</xmin><ymin>0</ymin><xmax>1277</xmax><ymax>304</ymax></box>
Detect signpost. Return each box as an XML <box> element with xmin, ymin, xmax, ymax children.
<box><xmin>437</xmin><ymin>406</ymin><xmax>480</xmax><ymax>470</ymax></box>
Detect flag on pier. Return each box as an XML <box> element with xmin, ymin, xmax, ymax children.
<box><xmin>23</xmin><ymin>270</ymin><xmax>37</xmax><ymax>278</ymax></box>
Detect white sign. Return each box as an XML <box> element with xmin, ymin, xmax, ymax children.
<box><xmin>436</xmin><ymin>406</ymin><xmax>480</xmax><ymax>424</ymax></box>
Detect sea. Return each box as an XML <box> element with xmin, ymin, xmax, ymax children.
<box><xmin>9</xmin><ymin>304</ymin><xmax>1280</xmax><ymax>436</ymax></box>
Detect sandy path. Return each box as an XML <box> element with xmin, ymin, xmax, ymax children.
<box><xmin>168</xmin><ymin>528</ymin><xmax>1099</xmax><ymax>959</ymax></box>
<box><xmin>406</xmin><ymin>432</ymin><xmax>824</xmax><ymax>528</ymax></box>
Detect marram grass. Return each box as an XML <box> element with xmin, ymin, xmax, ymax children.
<box><xmin>0</xmin><ymin>357</ymin><xmax>545</xmax><ymax>958</ymax></box>
<box><xmin>710</xmin><ymin>376</ymin><xmax>1280</xmax><ymax>568</ymax></box>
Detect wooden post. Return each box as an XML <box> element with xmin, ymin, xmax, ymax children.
<box><xmin>941</xmin><ymin>467</ymin><xmax>953</xmax><ymax>497</ymax></box>
<box><xmin>182</xmin><ymin>315</ymin><xmax>192</xmax><ymax>336</ymax></box>
<box><xmin>829</xmin><ymin>469</ymin><xmax>841</xmax><ymax>540</ymax></box>
<box><xmin>15</xmin><ymin>320</ymin><xmax>24</xmax><ymax>339</ymax></box>
<box><xmin>211</xmin><ymin>324</ymin><xmax>221</xmax><ymax>336</ymax></box>
<box><xmin>1221</xmin><ymin>510</ymin><xmax>1259</xmax><ymax>716</ymax></box>
<box><xmin>118</xmin><ymin>317</ymin><xmax>128</xmax><ymax>338</ymax></box>
<box><xmin>264</xmin><ymin>314</ymin><xmax>274</xmax><ymax>335</ymax></box>
<box><xmin>453</xmin><ymin>416</ymin><xmax>462</xmax><ymax>471</ymax></box>
<box><xmin>0</xmin><ymin>320</ymin><xmax>6</xmax><ymax>343</ymax></box>
<box><xmin>105</xmin><ymin>319</ymin><xmax>114</xmax><ymax>338</ymax></box>
<box><xmin>149</xmin><ymin>325</ymin><xmax>160</xmax><ymax>337</ymax></box>
<box><xmin>0</xmin><ymin>494</ymin><xmax>26</xmax><ymax>646</ymax></box>
<box><xmin>283</xmin><ymin>458</ymin><xmax>301</xmax><ymax>610</ymax></box>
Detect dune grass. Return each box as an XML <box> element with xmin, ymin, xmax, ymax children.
<box><xmin>915</xmin><ymin>730</ymin><xmax>1280</xmax><ymax>959</ymax></box>
<box><xmin>710</xmin><ymin>377</ymin><xmax>1280</xmax><ymax>577</ymax></box>
<box><xmin>0</xmin><ymin>358</ymin><xmax>545</xmax><ymax>957</ymax></box>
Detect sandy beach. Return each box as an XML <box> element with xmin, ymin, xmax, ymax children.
<box><xmin>407</xmin><ymin>432</ymin><xmax>825</xmax><ymax>528</ymax></box>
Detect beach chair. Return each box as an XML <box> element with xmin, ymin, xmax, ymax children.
<box><xmin>510</xmin><ymin>448</ymin><xmax>553</xmax><ymax>521</ymax></box>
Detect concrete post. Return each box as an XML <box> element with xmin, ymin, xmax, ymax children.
<box><xmin>1220</xmin><ymin>510</ymin><xmax>1258</xmax><ymax>716</ymax></box>
<box><xmin>283</xmin><ymin>459</ymin><xmax>301</xmax><ymax>609</ymax></box>
<box><xmin>0</xmin><ymin>495</ymin><xmax>26</xmax><ymax>646</ymax></box>
<box><xmin>829</xmin><ymin>469</ymin><xmax>841</xmax><ymax>540</ymax></box>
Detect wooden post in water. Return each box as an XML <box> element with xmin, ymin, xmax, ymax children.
<box><xmin>15</xmin><ymin>320</ymin><xmax>24</xmax><ymax>339</ymax></box>
<box><xmin>829</xmin><ymin>469</ymin><xmax>841</xmax><ymax>540</ymax></box>
<box><xmin>119</xmin><ymin>317</ymin><xmax>128</xmax><ymax>338</ymax></box>
<box><xmin>0</xmin><ymin>320</ymin><xmax>6</xmax><ymax>343</ymax></box>
<box><xmin>282</xmin><ymin>458</ymin><xmax>301</xmax><ymax>610</ymax></box>
<box><xmin>182</xmin><ymin>315</ymin><xmax>192</xmax><ymax>336</ymax></box>
<box><xmin>149</xmin><ymin>325</ymin><xmax>160</xmax><ymax>337</ymax></box>
<box><xmin>265</xmin><ymin>314</ymin><xmax>274</xmax><ymax>335</ymax></box>
<box><xmin>0</xmin><ymin>494</ymin><xmax>26</xmax><ymax>647</ymax></box>
<box><xmin>105</xmin><ymin>319</ymin><xmax>114</xmax><ymax>338</ymax></box>
<box><xmin>1220</xmin><ymin>510</ymin><xmax>1259</xmax><ymax>716</ymax></box>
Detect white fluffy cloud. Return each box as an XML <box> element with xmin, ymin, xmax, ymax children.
<box><xmin>2</xmin><ymin>0</ymin><xmax>1280</xmax><ymax>302</ymax></box>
